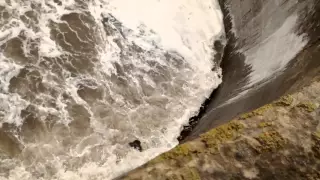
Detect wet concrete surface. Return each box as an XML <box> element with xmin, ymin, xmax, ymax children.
<box><xmin>182</xmin><ymin>0</ymin><xmax>320</xmax><ymax>142</ymax></box>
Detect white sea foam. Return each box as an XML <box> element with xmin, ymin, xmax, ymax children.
<box><xmin>219</xmin><ymin>13</ymin><xmax>308</xmax><ymax>106</ymax></box>
<box><xmin>245</xmin><ymin>14</ymin><xmax>307</xmax><ymax>87</ymax></box>
<box><xmin>0</xmin><ymin>0</ymin><xmax>224</xmax><ymax>179</ymax></box>
<box><xmin>0</xmin><ymin>58</ymin><xmax>27</xmax><ymax>127</ymax></box>
<box><xmin>103</xmin><ymin>0</ymin><xmax>223</xmax><ymax>68</ymax></box>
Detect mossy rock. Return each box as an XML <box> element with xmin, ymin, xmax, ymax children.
<box><xmin>255</xmin><ymin>131</ymin><xmax>286</xmax><ymax>152</ymax></box>
<box><xmin>165</xmin><ymin>144</ymin><xmax>192</xmax><ymax>158</ymax></box>
<box><xmin>258</xmin><ymin>122</ymin><xmax>273</xmax><ymax>128</ymax></box>
<box><xmin>239</xmin><ymin>104</ymin><xmax>273</xmax><ymax>120</ymax></box>
<box><xmin>274</xmin><ymin>95</ymin><xmax>294</xmax><ymax>106</ymax></box>
<box><xmin>200</xmin><ymin>121</ymin><xmax>244</xmax><ymax>153</ymax></box>
<box><xmin>151</xmin><ymin>143</ymin><xmax>194</xmax><ymax>164</ymax></box>
<box><xmin>180</xmin><ymin>168</ymin><xmax>201</xmax><ymax>180</ymax></box>
<box><xmin>296</xmin><ymin>102</ymin><xmax>317</xmax><ymax>112</ymax></box>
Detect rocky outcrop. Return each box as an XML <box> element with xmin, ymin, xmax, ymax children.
<box><xmin>120</xmin><ymin>80</ymin><xmax>320</xmax><ymax>180</ymax></box>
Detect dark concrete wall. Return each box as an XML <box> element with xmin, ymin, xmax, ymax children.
<box><xmin>184</xmin><ymin>0</ymin><xmax>320</xmax><ymax>141</ymax></box>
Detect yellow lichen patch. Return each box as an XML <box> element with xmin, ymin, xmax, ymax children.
<box><xmin>258</xmin><ymin>122</ymin><xmax>273</xmax><ymax>128</ymax></box>
<box><xmin>239</xmin><ymin>104</ymin><xmax>273</xmax><ymax>120</ymax></box>
<box><xmin>297</xmin><ymin>102</ymin><xmax>317</xmax><ymax>112</ymax></box>
<box><xmin>274</xmin><ymin>95</ymin><xmax>294</xmax><ymax>106</ymax></box>
<box><xmin>200</xmin><ymin>121</ymin><xmax>243</xmax><ymax>153</ymax></box>
<box><xmin>151</xmin><ymin>143</ymin><xmax>194</xmax><ymax>164</ymax></box>
<box><xmin>255</xmin><ymin>131</ymin><xmax>286</xmax><ymax>152</ymax></box>
<box><xmin>166</xmin><ymin>144</ymin><xmax>192</xmax><ymax>158</ymax></box>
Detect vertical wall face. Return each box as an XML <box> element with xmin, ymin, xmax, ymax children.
<box><xmin>185</xmin><ymin>0</ymin><xmax>320</xmax><ymax>140</ymax></box>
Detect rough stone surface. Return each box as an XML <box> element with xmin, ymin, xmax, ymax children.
<box><xmin>120</xmin><ymin>80</ymin><xmax>320</xmax><ymax>180</ymax></box>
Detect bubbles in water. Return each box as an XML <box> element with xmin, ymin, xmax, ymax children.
<box><xmin>0</xmin><ymin>0</ymin><xmax>223</xmax><ymax>179</ymax></box>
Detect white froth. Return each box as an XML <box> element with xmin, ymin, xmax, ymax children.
<box><xmin>39</xmin><ymin>37</ymin><xmax>62</xmax><ymax>57</ymax></box>
<box><xmin>245</xmin><ymin>14</ymin><xmax>307</xmax><ymax>86</ymax></box>
<box><xmin>0</xmin><ymin>59</ymin><xmax>27</xmax><ymax>127</ymax></box>
<box><xmin>106</xmin><ymin>0</ymin><xmax>224</xmax><ymax>69</ymax></box>
<box><xmin>0</xmin><ymin>0</ymin><xmax>224</xmax><ymax>179</ymax></box>
<box><xmin>220</xmin><ymin>14</ymin><xmax>308</xmax><ymax>106</ymax></box>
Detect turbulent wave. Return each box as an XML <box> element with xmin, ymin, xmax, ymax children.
<box><xmin>0</xmin><ymin>0</ymin><xmax>223</xmax><ymax>179</ymax></box>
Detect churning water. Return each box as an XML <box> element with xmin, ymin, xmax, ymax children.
<box><xmin>0</xmin><ymin>0</ymin><xmax>223</xmax><ymax>179</ymax></box>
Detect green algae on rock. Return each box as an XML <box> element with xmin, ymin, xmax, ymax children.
<box><xmin>296</xmin><ymin>102</ymin><xmax>317</xmax><ymax>112</ymax></box>
<box><xmin>239</xmin><ymin>104</ymin><xmax>273</xmax><ymax>120</ymax></box>
<box><xmin>161</xmin><ymin>144</ymin><xmax>193</xmax><ymax>160</ymax></box>
<box><xmin>255</xmin><ymin>131</ymin><xmax>286</xmax><ymax>152</ymax></box>
<box><xmin>200</xmin><ymin>121</ymin><xmax>243</xmax><ymax>153</ymax></box>
<box><xmin>150</xmin><ymin>143</ymin><xmax>201</xmax><ymax>165</ymax></box>
<box><xmin>274</xmin><ymin>95</ymin><xmax>294</xmax><ymax>106</ymax></box>
<box><xmin>258</xmin><ymin>122</ymin><xmax>273</xmax><ymax>128</ymax></box>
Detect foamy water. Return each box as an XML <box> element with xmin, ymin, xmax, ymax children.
<box><xmin>0</xmin><ymin>0</ymin><xmax>223</xmax><ymax>179</ymax></box>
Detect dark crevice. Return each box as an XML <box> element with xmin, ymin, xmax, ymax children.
<box><xmin>177</xmin><ymin>87</ymin><xmax>220</xmax><ymax>142</ymax></box>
